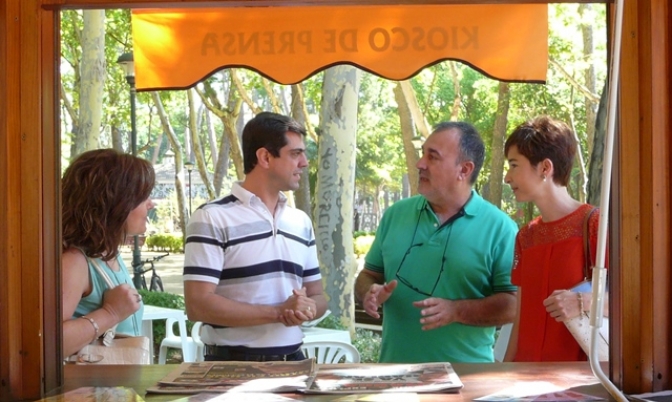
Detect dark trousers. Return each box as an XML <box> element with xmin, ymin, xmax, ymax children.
<box><xmin>204</xmin><ymin>344</ymin><xmax>305</xmax><ymax>362</ymax></box>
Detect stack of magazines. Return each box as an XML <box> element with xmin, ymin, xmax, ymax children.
<box><xmin>147</xmin><ymin>360</ymin><xmax>463</xmax><ymax>395</ymax></box>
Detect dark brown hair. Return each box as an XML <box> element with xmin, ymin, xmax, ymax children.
<box><xmin>62</xmin><ymin>149</ymin><xmax>155</xmax><ymax>261</ymax></box>
<box><xmin>504</xmin><ymin>116</ymin><xmax>577</xmax><ymax>186</ymax></box>
<box><xmin>242</xmin><ymin>112</ymin><xmax>306</xmax><ymax>174</ymax></box>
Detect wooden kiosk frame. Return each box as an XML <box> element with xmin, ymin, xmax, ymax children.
<box><xmin>0</xmin><ymin>0</ymin><xmax>670</xmax><ymax>400</ymax></box>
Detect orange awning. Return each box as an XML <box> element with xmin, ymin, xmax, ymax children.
<box><xmin>132</xmin><ymin>4</ymin><xmax>547</xmax><ymax>90</ymax></box>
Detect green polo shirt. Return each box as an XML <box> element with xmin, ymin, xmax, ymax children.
<box><xmin>364</xmin><ymin>191</ymin><xmax>517</xmax><ymax>363</ymax></box>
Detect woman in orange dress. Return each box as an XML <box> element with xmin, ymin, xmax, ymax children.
<box><xmin>502</xmin><ymin>116</ymin><xmax>607</xmax><ymax>362</ymax></box>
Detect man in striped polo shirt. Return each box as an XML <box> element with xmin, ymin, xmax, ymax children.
<box><xmin>183</xmin><ymin>112</ymin><xmax>327</xmax><ymax>362</ymax></box>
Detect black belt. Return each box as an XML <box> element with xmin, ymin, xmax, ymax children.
<box><xmin>204</xmin><ymin>344</ymin><xmax>304</xmax><ymax>362</ymax></box>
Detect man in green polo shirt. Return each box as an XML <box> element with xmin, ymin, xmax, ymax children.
<box><xmin>354</xmin><ymin>121</ymin><xmax>517</xmax><ymax>363</ymax></box>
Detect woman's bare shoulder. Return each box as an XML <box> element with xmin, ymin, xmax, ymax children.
<box><xmin>62</xmin><ymin>247</ymin><xmax>89</xmax><ymax>273</ymax></box>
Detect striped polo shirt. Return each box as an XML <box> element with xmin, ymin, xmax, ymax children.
<box><xmin>184</xmin><ymin>182</ymin><xmax>321</xmax><ymax>350</ymax></box>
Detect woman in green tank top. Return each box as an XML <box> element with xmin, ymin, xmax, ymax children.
<box><xmin>61</xmin><ymin>149</ymin><xmax>155</xmax><ymax>358</ymax></box>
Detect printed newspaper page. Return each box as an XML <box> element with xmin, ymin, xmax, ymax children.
<box><xmin>37</xmin><ymin>387</ymin><xmax>144</xmax><ymax>401</ymax></box>
<box><xmin>147</xmin><ymin>360</ymin><xmax>316</xmax><ymax>394</ymax></box>
<box><xmin>303</xmin><ymin>363</ymin><xmax>463</xmax><ymax>394</ymax></box>
<box><xmin>474</xmin><ymin>381</ymin><xmax>605</xmax><ymax>402</ymax></box>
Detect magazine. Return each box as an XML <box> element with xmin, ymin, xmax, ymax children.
<box><xmin>147</xmin><ymin>360</ymin><xmax>316</xmax><ymax>394</ymax></box>
<box><xmin>303</xmin><ymin>363</ymin><xmax>463</xmax><ymax>394</ymax></box>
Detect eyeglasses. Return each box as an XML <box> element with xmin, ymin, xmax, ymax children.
<box><xmin>393</xmin><ymin>206</ymin><xmax>465</xmax><ymax>296</ymax></box>
<box><xmin>395</xmin><ymin>242</ymin><xmax>447</xmax><ymax>297</ymax></box>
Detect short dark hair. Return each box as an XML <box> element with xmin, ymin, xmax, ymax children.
<box><xmin>504</xmin><ymin>116</ymin><xmax>577</xmax><ymax>186</ymax></box>
<box><xmin>242</xmin><ymin>112</ymin><xmax>307</xmax><ymax>174</ymax></box>
<box><xmin>62</xmin><ymin>149</ymin><xmax>155</xmax><ymax>260</ymax></box>
<box><xmin>432</xmin><ymin>121</ymin><xmax>485</xmax><ymax>184</ymax></box>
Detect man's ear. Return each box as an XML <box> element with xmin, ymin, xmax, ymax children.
<box><xmin>256</xmin><ymin>148</ymin><xmax>271</xmax><ymax>168</ymax></box>
<box><xmin>460</xmin><ymin>161</ymin><xmax>475</xmax><ymax>181</ymax></box>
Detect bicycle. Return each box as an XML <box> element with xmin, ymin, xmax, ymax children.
<box><xmin>131</xmin><ymin>253</ymin><xmax>169</xmax><ymax>292</ymax></box>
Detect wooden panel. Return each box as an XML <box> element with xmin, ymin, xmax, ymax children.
<box><xmin>42</xmin><ymin>8</ymin><xmax>63</xmax><ymax>393</ymax></box>
<box><xmin>0</xmin><ymin>0</ymin><xmax>20</xmax><ymax>400</ymax></box>
<box><xmin>637</xmin><ymin>0</ymin><xmax>655</xmax><ymax>390</ymax></box>
<box><xmin>617</xmin><ymin>0</ymin><xmax>672</xmax><ymax>393</ymax></box>
<box><xmin>19</xmin><ymin>0</ymin><xmax>45</xmax><ymax>399</ymax></box>
<box><xmin>649</xmin><ymin>0</ymin><xmax>671</xmax><ymax>390</ymax></box>
<box><xmin>615</xmin><ymin>0</ymin><xmax>643</xmax><ymax>391</ymax></box>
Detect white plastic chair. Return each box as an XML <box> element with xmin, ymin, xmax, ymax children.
<box><xmin>158</xmin><ymin>319</ymin><xmax>204</xmax><ymax>364</ymax></box>
<box><xmin>301</xmin><ymin>340</ymin><xmax>360</xmax><ymax>364</ymax></box>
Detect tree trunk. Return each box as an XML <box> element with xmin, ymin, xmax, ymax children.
<box><xmin>402</xmin><ymin>174</ymin><xmax>410</xmax><ymax>199</ymax></box>
<box><xmin>110</xmin><ymin>124</ymin><xmax>123</xmax><ymax>152</ymax></box>
<box><xmin>393</xmin><ymin>82</ymin><xmax>420</xmax><ymax>196</ymax></box>
<box><xmin>74</xmin><ymin>10</ymin><xmax>105</xmax><ymax>155</ymax></box>
<box><xmin>580</xmin><ymin>3</ymin><xmax>598</xmax><ymax>160</ymax></box>
<box><xmin>205</xmin><ymin>106</ymin><xmax>218</xmax><ymax>167</ymax></box>
<box><xmin>214</xmin><ymin>130</ymin><xmax>231</xmax><ymax>198</ymax></box>
<box><xmin>188</xmin><ymin>89</ymin><xmax>216</xmax><ymax>200</ymax></box>
<box><xmin>315</xmin><ymin>65</ymin><xmax>361</xmax><ymax>333</ymax></box>
<box><xmin>399</xmin><ymin>80</ymin><xmax>431</xmax><ymax>138</ymax></box>
<box><xmin>525</xmin><ymin>202</ymin><xmax>535</xmax><ymax>224</ymax></box>
<box><xmin>449</xmin><ymin>61</ymin><xmax>462</xmax><ymax>120</ymax></box>
<box><xmin>196</xmin><ymin>77</ymin><xmax>245</xmax><ymax>182</ymax></box>
<box><xmin>151</xmin><ymin>133</ymin><xmax>164</xmax><ymax>165</ymax></box>
<box><xmin>487</xmin><ymin>82</ymin><xmax>510</xmax><ymax>209</ymax></box>
<box><xmin>587</xmin><ymin>81</ymin><xmax>607</xmax><ymax>206</ymax></box>
<box><xmin>571</xmin><ymin>116</ymin><xmax>588</xmax><ymax>203</ymax></box>
<box><xmin>151</xmin><ymin>92</ymin><xmax>188</xmax><ymax>237</ymax></box>
<box><xmin>220</xmin><ymin>109</ymin><xmax>244</xmax><ymax>181</ymax></box>
<box><xmin>291</xmin><ymin>85</ymin><xmax>313</xmax><ymax>218</ymax></box>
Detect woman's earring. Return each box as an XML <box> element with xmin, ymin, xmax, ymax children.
<box><xmin>542</xmin><ymin>175</ymin><xmax>547</xmax><ymax>182</ymax></box>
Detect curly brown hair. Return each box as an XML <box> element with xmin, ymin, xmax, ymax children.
<box><xmin>62</xmin><ymin>149</ymin><xmax>155</xmax><ymax>261</ymax></box>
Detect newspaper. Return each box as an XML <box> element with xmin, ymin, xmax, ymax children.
<box><xmin>168</xmin><ymin>392</ymin><xmax>300</xmax><ymax>401</ymax></box>
<box><xmin>630</xmin><ymin>390</ymin><xmax>672</xmax><ymax>402</ymax></box>
<box><xmin>37</xmin><ymin>387</ymin><xmax>143</xmax><ymax>401</ymax></box>
<box><xmin>303</xmin><ymin>363</ymin><xmax>463</xmax><ymax>394</ymax></box>
<box><xmin>474</xmin><ymin>381</ymin><xmax>605</xmax><ymax>401</ymax></box>
<box><xmin>147</xmin><ymin>360</ymin><xmax>316</xmax><ymax>394</ymax></box>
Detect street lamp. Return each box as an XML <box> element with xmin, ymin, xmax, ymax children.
<box><xmin>117</xmin><ymin>51</ymin><xmax>143</xmax><ymax>288</ymax></box>
<box><xmin>184</xmin><ymin>161</ymin><xmax>194</xmax><ymax>215</ymax></box>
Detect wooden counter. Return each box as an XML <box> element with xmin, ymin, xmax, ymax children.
<box><xmin>59</xmin><ymin>362</ymin><xmax>616</xmax><ymax>401</ymax></box>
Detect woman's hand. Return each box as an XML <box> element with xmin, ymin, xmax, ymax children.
<box><xmin>543</xmin><ymin>290</ymin><xmax>584</xmax><ymax>321</ymax></box>
<box><xmin>101</xmin><ymin>284</ymin><xmax>142</xmax><ymax>323</ymax></box>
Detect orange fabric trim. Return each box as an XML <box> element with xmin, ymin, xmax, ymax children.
<box><xmin>132</xmin><ymin>4</ymin><xmax>547</xmax><ymax>90</ymax></box>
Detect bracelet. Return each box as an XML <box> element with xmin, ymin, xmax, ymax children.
<box><xmin>80</xmin><ymin>315</ymin><xmax>99</xmax><ymax>341</ymax></box>
<box><xmin>576</xmin><ymin>293</ymin><xmax>584</xmax><ymax>314</ymax></box>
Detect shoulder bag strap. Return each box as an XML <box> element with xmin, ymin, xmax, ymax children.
<box><xmin>583</xmin><ymin>207</ymin><xmax>598</xmax><ymax>280</ymax></box>
<box><xmin>88</xmin><ymin>257</ymin><xmax>116</xmax><ymax>289</ymax></box>
<box><xmin>86</xmin><ymin>256</ymin><xmax>119</xmax><ymax>344</ymax></box>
